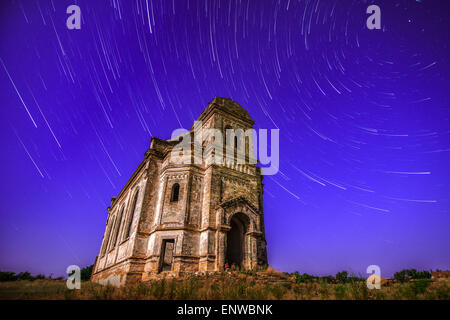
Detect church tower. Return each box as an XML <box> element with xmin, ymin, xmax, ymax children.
<box><xmin>91</xmin><ymin>97</ymin><xmax>268</xmax><ymax>286</ymax></box>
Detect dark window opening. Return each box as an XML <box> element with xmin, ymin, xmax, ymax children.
<box><xmin>159</xmin><ymin>239</ymin><xmax>175</xmax><ymax>272</ymax></box>
<box><xmin>171</xmin><ymin>183</ymin><xmax>180</xmax><ymax>202</ymax></box>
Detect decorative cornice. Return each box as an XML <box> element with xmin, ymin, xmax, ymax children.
<box><xmin>218</xmin><ymin>196</ymin><xmax>259</xmax><ymax>213</ymax></box>
<box><xmin>220</xmin><ymin>174</ymin><xmax>254</xmax><ymax>187</ymax></box>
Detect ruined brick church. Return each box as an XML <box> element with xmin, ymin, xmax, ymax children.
<box><xmin>92</xmin><ymin>97</ymin><xmax>268</xmax><ymax>286</ymax></box>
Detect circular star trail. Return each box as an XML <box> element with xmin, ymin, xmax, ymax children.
<box><xmin>0</xmin><ymin>0</ymin><xmax>449</xmax><ymax>277</ymax></box>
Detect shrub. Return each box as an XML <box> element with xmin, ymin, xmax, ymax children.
<box><xmin>335</xmin><ymin>271</ymin><xmax>348</xmax><ymax>283</ymax></box>
<box><xmin>394</xmin><ymin>270</ymin><xmax>408</xmax><ymax>283</ymax></box>
<box><xmin>80</xmin><ymin>265</ymin><xmax>94</xmax><ymax>281</ymax></box>
<box><xmin>0</xmin><ymin>272</ymin><xmax>17</xmax><ymax>282</ymax></box>
<box><xmin>293</xmin><ymin>272</ymin><xmax>315</xmax><ymax>283</ymax></box>
<box><xmin>0</xmin><ymin>270</ymin><xmax>64</xmax><ymax>282</ymax></box>
<box><xmin>394</xmin><ymin>269</ymin><xmax>432</xmax><ymax>283</ymax></box>
<box><xmin>16</xmin><ymin>272</ymin><xmax>34</xmax><ymax>281</ymax></box>
<box><xmin>320</xmin><ymin>275</ymin><xmax>334</xmax><ymax>284</ymax></box>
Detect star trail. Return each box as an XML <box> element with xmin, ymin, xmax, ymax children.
<box><xmin>0</xmin><ymin>0</ymin><xmax>449</xmax><ymax>277</ymax></box>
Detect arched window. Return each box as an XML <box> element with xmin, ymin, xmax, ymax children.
<box><xmin>100</xmin><ymin>218</ymin><xmax>112</xmax><ymax>256</ymax></box>
<box><xmin>225</xmin><ymin>126</ymin><xmax>233</xmax><ymax>146</ymax></box>
<box><xmin>224</xmin><ymin>126</ymin><xmax>233</xmax><ymax>160</ymax></box>
<box><xmin>171</xmin><ymin>183</ymin><xmax>180</xmax><ymax>202</ymax></box>
<box><xmin>124</xmin><ymin>190</ymin><xmax>139</xmax><ymax>239</ymax></box>
<box><xmin>234</xmin><ymin>136</ymin><xmax>238</xmax><ymax>160</ymax></box>
<box><xmin>102</xmin><ymin>215</ymin><xmax>115</xmax><ymax>255</ymax></box>
<box><xmin>112</xmin><ymin>205</ymin><xmax>125</xmax><ymax>247</ymax></box>
<box><xmin>245</xmin><ymin>136</ymin><xmax>250</xmax><ymax>158</ymax></box>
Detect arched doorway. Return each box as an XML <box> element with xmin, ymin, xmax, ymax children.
<box><xmin>226</xmin><ymin>213</ymin><xmax>249</xmax><ymax>269</ymax></box>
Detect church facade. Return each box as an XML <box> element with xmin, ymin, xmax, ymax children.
<box><xmin>91</xmin><ymin>97</ymin><xmax>268</xmax><ymax>286</ymax></box>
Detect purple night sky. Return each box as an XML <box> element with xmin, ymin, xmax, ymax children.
<box><xmin>0</xmin><ymin>0</ymin><xmax>449</xmax><ymax>278</ymax></box>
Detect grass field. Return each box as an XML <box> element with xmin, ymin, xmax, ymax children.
<box><xmin>0</xmin><ymin>271</ymin><xmax>448</xmax><ymax>300</ymax></box>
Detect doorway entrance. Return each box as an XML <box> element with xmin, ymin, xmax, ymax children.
<box><xmin>159</xmin><ymin>239</ymin><xmax>175</xmax><ymax>272</ymax></box>
<box><xmin>226</xmin><ymin>213</ymin><xmax>249</xmax><ymax>269</ymax></box>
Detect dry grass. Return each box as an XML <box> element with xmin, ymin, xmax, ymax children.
<box><xmin>0</xmin><ymin>273</ymin><xmax>448</xmax><ymax>300</ymax></box>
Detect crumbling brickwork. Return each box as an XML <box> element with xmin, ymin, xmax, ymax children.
<box><xmin>91</xmin><ymin>97</ymin><xmax>268</xmax><ymax>286</ymax></box>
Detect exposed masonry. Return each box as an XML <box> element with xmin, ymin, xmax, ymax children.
<box><xmin>91</xmin><ymin>97</ymin><xmax>268</xmax><ymax>286</ymax></box>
